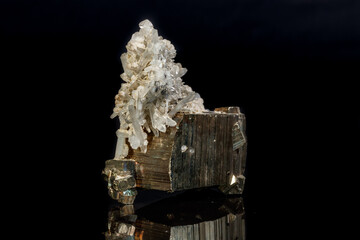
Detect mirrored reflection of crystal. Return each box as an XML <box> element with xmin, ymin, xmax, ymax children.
<box><xmin>105</xmin><ymin>189</ymin><xmax>245</xmax><ymax>240</ymax></box>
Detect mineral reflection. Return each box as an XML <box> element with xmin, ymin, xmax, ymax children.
<box><xmin>105</xmin><ymin>190</ymin><xmax>245</xmax><ymax>240</ymax></box>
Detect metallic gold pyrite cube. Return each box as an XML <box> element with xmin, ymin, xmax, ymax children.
<box><xmin>103</xmin><ymin>106</ymin><xmax>247</xmax><ymax>204</ymax></box>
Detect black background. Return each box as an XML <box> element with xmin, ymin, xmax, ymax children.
<box><xmin>2</xmin><ymin>0</ymin><xmax>359</xmax><ymax>239</ymax></box>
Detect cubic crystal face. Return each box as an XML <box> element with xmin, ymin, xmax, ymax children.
<box><xmin>111</xmin><ymin>19</ymin><xmax>205</xmax><ymax>159</ymax></box>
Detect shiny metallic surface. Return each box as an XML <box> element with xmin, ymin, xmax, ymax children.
<box><xmin>105</xmin><ymin>190</ymin><xmax>245</xmax><ymax>240</ymax></box>
<box><xmin>103</xmin><ymin>107</ymin><xmax>247</xmax><ymax>204</ymax></box>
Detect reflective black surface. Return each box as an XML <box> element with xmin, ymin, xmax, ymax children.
<box><xmin>106</xmin><ymin>189</ymin><xmax>245</xmax><ymax>239</ymax></box>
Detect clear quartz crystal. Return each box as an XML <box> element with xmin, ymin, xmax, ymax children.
<box><xmin>111</xmin><ymin>19</ymin><xmax>205</xmax><ymax>159</ymax></box>
<box><xmin>181</xmin><ymin>145</ymin><xmax>188</xmax><ymax>152</ymax></box>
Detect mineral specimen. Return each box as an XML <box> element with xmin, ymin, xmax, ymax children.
<box><xmin>111</xmin><ymin>19</ymin><xmax>205</xmax><ymax>160</ymax></box>
<box><xmin>103</xmin><ymin>20</ymin><xmax>247</xmax><ymax>205</ymax></box>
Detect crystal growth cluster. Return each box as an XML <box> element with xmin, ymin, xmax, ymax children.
<box><xmin>111</xmin><ymin>19</ymin><xmax>205</xmax><ymax>159</ymax></box>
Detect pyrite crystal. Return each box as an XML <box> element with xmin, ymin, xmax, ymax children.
<box><xmin>103</xmin><ymin>20</ymin><xmax>247</xmax><ymax>204</ymax></box>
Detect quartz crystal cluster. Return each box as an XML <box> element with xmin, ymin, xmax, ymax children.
<box><xmin>111</xmin><ymin>19</ymin><xmax>205</xmax><ymax>159</ymax></box>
